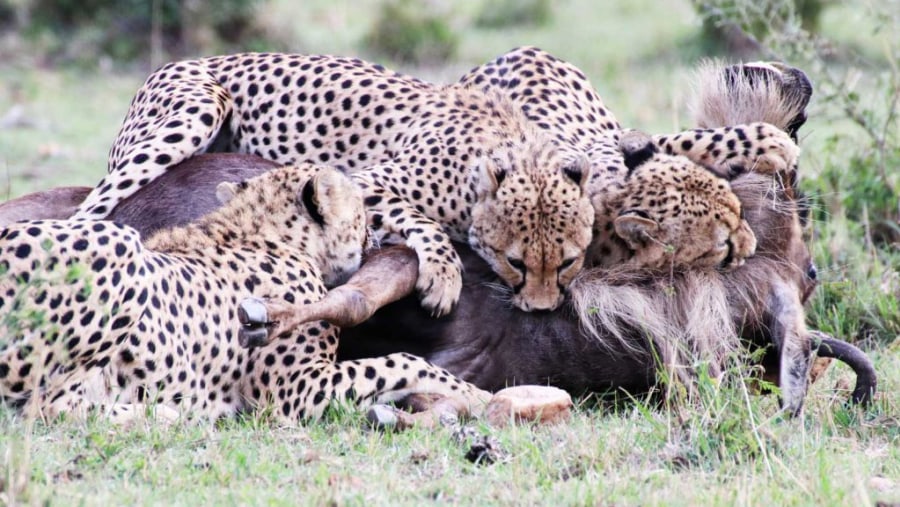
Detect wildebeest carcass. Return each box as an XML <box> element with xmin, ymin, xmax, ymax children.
<box><xmin>239</xmin><ymin>58</ymin><xmax>875</xmax><ymax>414</ymax></box>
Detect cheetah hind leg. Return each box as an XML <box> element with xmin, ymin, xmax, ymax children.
<box><xmin>73</xmin><ymin>61</ymin><xmax>233</xmax><ymax>219</ymax></box>
<box><xmin>351</xmin><ymin>354</ymin><xmax>493</xmax><ymax>424</ymax></box>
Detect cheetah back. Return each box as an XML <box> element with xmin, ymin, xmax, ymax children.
<box><xmin>77</xmin><ymin>52</ymin><xmax>596</xmax><ymax>313</ymax></box>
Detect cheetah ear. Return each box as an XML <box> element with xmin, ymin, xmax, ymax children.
<box><xmin>299</xmin><ymin>172</ymin><xmax>329</xmax><ymax>227</ymax></box>
<box><xmin>619</xmin><ymin>130</ymin><xmax>658</xmax><ymax>174</ymax></box>
<box><xmin>614</xmin><ymin>209</ymin><xmax>660</xmax><ymax>249</ymax></box>
<box><xmin>215</xmin><ymin>182</ymin><xmax>239</xmax><ymax>205</ymax></box>
<box><xmin>473</xmin><ymin>157</ymin><xmax>507</xmax><ymax>200</ymax></box>
<box><xmin>562</xmin><ymin>154</ymin><xmax>590</xmax><ymax>192</ymax></box>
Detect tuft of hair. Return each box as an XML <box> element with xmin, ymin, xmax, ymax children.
<box><xmin>569</xmin><ymin>265</ymin><xmax>737</xmax><ymax>387</ymax></box>
<box><xmin>689</xmin><ymin>60</ymin><xmax>811</xmax><ymax>133</ymax></box>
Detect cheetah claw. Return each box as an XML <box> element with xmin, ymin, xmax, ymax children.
<box><xmin>237</xmin><ymin>297</ymin><xmax>273</xmax><ymax>348</ymax></box>
<box><xmin>415</xmin><ymin>260</ymin><xmax>463</xmax><ymax>318</ymax></box>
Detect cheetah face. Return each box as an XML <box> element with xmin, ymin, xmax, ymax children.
<box><xmin>217</xmin><ymin>165</ymin><xmax>367</xmax><ymax>287</ymax></box>
<box><xmin>469</xmin><ymin>149</ymin><xmax>594</xmax><ymax>312</ymax></box>
<box><xmin>610</xmin><ymin>138</ymin><xmax>757</xmax><ymax>271</ymax></box>
<box><xmin>298</xmin><ymin>167</ymin><xmax>368</xmax><ymax>287</ymax></box>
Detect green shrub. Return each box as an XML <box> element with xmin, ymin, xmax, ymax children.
<box><xmin>15</xmin><ymin>0</ymin><xmax>262</xmax><ymax>64</ymax></box>
<box><xmin>696</xmin><ymin>0</ymin><xmax>900</xmax><ymax>345</ymax></box>
<box><xmin>474</xmin><ymin>0</ymin><xmax>553</xmax><ymax>29</ymax></box>
<box><xmin>364</xmin><ymin>0</ymin><xmax>458</xmax><ymax>64</ymax></box>
<box><xmin>691</xmin><ymin>0</ymin><xmax>829</xmax><ymax>56</ymax></box>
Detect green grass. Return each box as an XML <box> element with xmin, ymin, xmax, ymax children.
<box><xmin>1</xmin><ymin>0</ymin><xmax>898</xmax><ymax>505</ymax></box>
<box><xmin>0</xmin><ymin>66</ymin><xmax>138</xmax><ymax>198</ymax></box>
<box><xmin>2</xmin><ymin>357</ymin><xmax>898</xmax><ymax>505</ymax></box>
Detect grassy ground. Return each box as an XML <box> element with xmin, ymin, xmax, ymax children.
<box><xmin>1</xmin><ymin>0</ymin><xmax>898</xmax><ymax>505</ymax></box>
<box><xmin>2</xmin><ymin>359</ymin><xmax>898</xmax><ymax>506</ymax></box>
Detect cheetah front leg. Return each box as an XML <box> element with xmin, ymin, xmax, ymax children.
<box><xmin>243</xmin><ymin>350</ymin><xmax>491</xmax><ymax>424</ymax></box>
<box><xmin>352</xmin><ymin>168</ymin><xmax>463</xmax><ymax>318</ymax></box>
<box><xmin>41</xmin><ymin>388</ymin><xmax>181</xmax><ymax>426</ymax></box>
<box><xmin>653</xmin><ymin>122</ymin><xmax>799</xmax><ymax>182</ymax></box>
<box><xmin>73</xmin><ymin>60</ymin><xmax>233</xmax><ymax>219</ymax></box>
<box><xmin>3</xmin><ymin>362</ymin><xmax>181</xmax><ymax>426</ymax></box>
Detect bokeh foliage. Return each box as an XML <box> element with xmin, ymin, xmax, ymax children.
<box><xmin>1</xmin><ymin>0</ymin><xmax>262</xmax><ymax>63</ymax></box>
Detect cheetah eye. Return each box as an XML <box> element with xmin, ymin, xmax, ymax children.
<box><xmin>506</xmin><ymin>256</ymin><xmax>526</xmax><ymax>271</ymax></box>
<box><xmin>558</xmin><ymin>257</ymin><xmax>577</xmax><ymax>271</ymax></box>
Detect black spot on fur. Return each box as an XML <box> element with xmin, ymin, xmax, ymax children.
<box><xmin>14</xmin><ymin>244</ymin><xmax>31</xmax><ymax>259</ymax></box>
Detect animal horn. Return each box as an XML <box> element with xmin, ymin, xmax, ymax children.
<box><xmin>809</xmin><ymin>329</ymin><xmax>877</xmax><ymax>406</ymax></box>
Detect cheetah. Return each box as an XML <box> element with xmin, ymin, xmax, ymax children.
<box><xmin>71</xmin><ymin>53</ymin><xmax>595</xmax><ymax>314</ymax></box>
<box><xmin>460</xmin><ymin>49</ymin><xmax>824</xmax><ymax>413</ymax></box>
<box><xmin>0</xmin><ymin>164</ymin><xmax>489</xmax><ymax>424</ymax></box>
<box><xmin>590</xmin><ymin>130</ymin><xmax>756</xmax><ymax>271</ymax></box>
<box><xmin>458</xmin><ymin>47</ymin><xmax>801</xmax><ymax>270</ymax></box>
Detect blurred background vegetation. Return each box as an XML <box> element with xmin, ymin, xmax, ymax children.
<box><xmin>0</xmin><ymin>0</ymin><xmax>897</xmax><ymax>349</ymax></box>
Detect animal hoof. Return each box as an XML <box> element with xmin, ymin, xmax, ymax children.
<box><xmin>366</xmin><ymin>404</ymin><xmax>400</xmax><ymax>429</ymax></box>
<box><xmin>238</xmin><ymin>297</ymin><xmax>269</xmax><ymax>326</ymax></box>
<box><xmin>238</xmin><ymin>297</ymin><xmax>272</xmax><ymax>348</ymax></box>
<box><xmin>238</xmin><ymin>326</ymin><xmax>270</xmax><ymax>348</ymax></box>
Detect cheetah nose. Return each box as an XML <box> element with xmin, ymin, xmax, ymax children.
<box><xmin>513</xmin><ymin>293</ymin><xmax>564</xmax><ymax>313</ymax></box>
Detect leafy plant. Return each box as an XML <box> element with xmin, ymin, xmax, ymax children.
<box><xmin>12</xmin><ymin>0</ymin><xmax>263</xmax><ymax>64</ymax></box>
<box><xmin>364</xmin><ymin>0</ymin><xmax>458</xmax><ymax>64</ymax></box>
<box><xmin>474</xmin><ymin>0</ymin><xmax>553</xmax><ymax>29</ymax></box>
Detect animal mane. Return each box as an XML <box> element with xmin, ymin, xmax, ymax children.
<box><xmin>690</xmin><ymin>60</ymin><xmax>810</xmax><ymax>132</ymax></box>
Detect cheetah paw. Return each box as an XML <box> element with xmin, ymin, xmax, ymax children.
<box><xmin>415</xmin><ymin>258</ymin><xmax>463</xmax><ymax>318</ymax></box>
<box><xmin>720</xmin><ymin>124</ymin><xmax>800</xmax><ymax>178</ymax></box>
<box><xmin>748</xmin><ymin>126</ymin><xmax>800</xmax><ymax>175</ymax></box>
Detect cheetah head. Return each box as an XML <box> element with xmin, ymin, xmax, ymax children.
<box><xmin>610</xmin><ymin>131</ymin><xmax>757</xmax><ymax>271</ymax></box>
<box><xmin>216</xmin><ymin>165</ymin><xmax>367</xmax><ymax>287</ymax></box>
<box><xmin>468</xmin><ymin>144</ymin><xmax>594</xmax><ymax>312</ymax></box>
